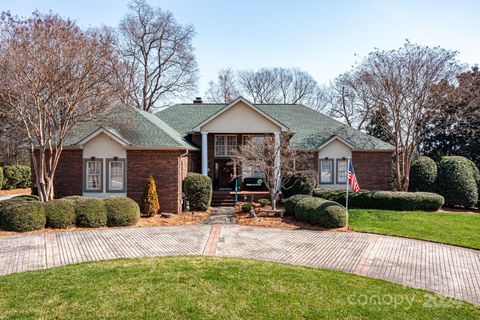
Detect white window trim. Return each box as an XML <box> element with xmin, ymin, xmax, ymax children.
<box><xmin>106</xmin><ymin>159</ymin><xmax>126</xmax><ymax>192</ymax></box>
<box><xmin>84</xmin><ymin>159</ymin><xmax>103</xmax><ymax>192</ymax></box>
<box><xmin>319</xmin><ymin>159</ymin><xmax>334</xmax><ymax>184</ymax></box>
<box><xmin>214</xmin><ymin>134</ymin><xmax>237</xmax><ymax>157</ymax></box>
<box><xmin>336</xmin><ymin>159</ymin><xmax>348</xmax><ymax>184</ymax></box>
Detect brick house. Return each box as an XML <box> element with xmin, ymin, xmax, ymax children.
<box><xmin>50</xmin><ymin>97</ymin><xmax>393</xmax><ymax>213</ymax></box>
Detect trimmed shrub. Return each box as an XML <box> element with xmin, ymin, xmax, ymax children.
<box><xmin>258</xmin><ymin>198</ymin><xmax>271</xmax><ymax>207</ymax></box>
<box><xmin>312</xmin><ymin>188</ymin><xmax>444</xmax><ymax>211</ymax></box>
<box><xmin>62</xmin><ymin>195</ymin><xmax>85</xmax><ymax>203</ymax></box>
<box><xmin>183</xmin><ymin>173</ymin><xmax>212</xmax><ymax>211</ymax></box>
<box><xmin>9</xmin><ymin>195</ymin><xmax>40</xmax><ymax>201</ymax></box>
<box><xmin>0</xmin><ymin>201</ymin><xmax>46</xmax><ymax>232</ymax></box>
<box><xmin>282</xmin><ymin>194</ymin><xmax>310</xmax><ymax>216</ymax></box>
<box><xmin>3</xmin><ymin>165</ymin><xmax>31</xmax><ymax>190</ymax></box>
<box><xmin>281</xmin><ymin>173</ymin><xmax>316</xmax><ymax>198</ymax></box>
<box><xmin>44</xmin><ymin>199</ymin><xmax>76</xmax><ymax>229</ymax></box>
<box><xmin>437</xmin><ymin>156</ymin><xmax>478</xmax><ymax>208</ymax></box>
<box><xmin>141</xmin><ymin>176</ymin><xmax>159</xmax><ymax>216</ymax></box>
<box><xmin>0</xmin><ymin>167</ymin><xmax>3</xmax><ymax>189</ymax></box>
<box><xmin>241</xmin><ymin>203</ymin><xmax>255</xmax><ymax>212</ymax></box>
<box><xmin>75</xmin><ymin>198</ymin><xmax>107</xmax><ymax>228</ymax></box>
<box><xmin>104</xmin><ymin>196</ymin><xmax>140</xmax><ymax>227</ymax></box>
<box><xmin>409</xmin><ymin>156</ymin><xmax>437</xmax><ymax>192</ymax></box>
<box><xmin>294</xmin><ymin>196</ymin><xmax>347</xmax><ymax>228</ymax></box>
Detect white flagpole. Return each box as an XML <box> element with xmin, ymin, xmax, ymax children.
<box><xmin>346</xmin><ymin>157</ymin><xmax>350</xmax><ymax>229</ymax></box>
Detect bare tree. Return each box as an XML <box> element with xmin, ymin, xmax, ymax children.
<box><xmin>117</xmin><ymin>0</ymin><xmax>198</xmax><ymax>112</ymax></box>
<box><xmin>328</xmin><ymin>41</ymin><xmax>463</xmax><ymax>190</ymax></box>
<box><xmin>237</xmin><ymin>68</ymin><xmax>280</xmax><ymax>103</ymax></box>
<box><xmin>204</xmin><ymin>68</ymin><xmax>239</xmax><ymax>103</ymax></box>
<box><xmin>0</xmin><ymin>12</ymin><xmax>117</xmax><ymax>201</ymax></box>
<box><xmin>233</xmin><ymin>134</ymin><xmax>311</xmax><ymax>210</ymax></box>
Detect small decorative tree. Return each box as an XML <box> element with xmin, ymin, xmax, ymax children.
<box><xmin>141</xmin><ymin>176</ymin><xmax>159</xmax><ymax>216</ymax></box>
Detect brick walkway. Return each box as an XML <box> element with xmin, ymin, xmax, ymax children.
<box><xmin>0</xmin><ymin>225</ymin><xmax>479</xmax><ymax>305</ymax></box>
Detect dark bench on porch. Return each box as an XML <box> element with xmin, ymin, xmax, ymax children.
<box><xmin>251</xmin><ymin>208</ymin><xmax>285</xmax><ymax>218</ymax></box>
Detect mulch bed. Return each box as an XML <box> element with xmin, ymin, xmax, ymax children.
<box><xmin>234</xmin><ymin>203</ymin><xmax>348</xmax><ymax>232</ymax></box>
<box><xmin>0</xmin><ymin>188</ymin><xmax>31</xmax><ymax>196</ymax></box>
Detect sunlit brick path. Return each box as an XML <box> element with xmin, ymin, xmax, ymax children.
<box><xmin>1</xmin><ymin>225</ymin><xmax>479</xmax><ymax>305</ymax></box>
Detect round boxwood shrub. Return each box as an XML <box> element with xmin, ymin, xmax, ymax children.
<box><xmin>437</xmin><ymin>156</ymin><xmax>478</xmax><ymax>208</ymax></box>
<box><xmin>409</xmin><ymin>156</ymin><xmax>437</xmax><ymax>192</ymax></box>
<box><xmin>75</xmin><ymin>198</ymin><xmax>107</xmax><ymax>228</ymax></box>
<box><xmin>281</xmin><ymin>173</ymin><xmax>315</xmax><ymax>198</ymax></box>
<box><xmin>294</xmin><ymin>196</ymin><xmax>347</xmax><ymax>228</ymax></box>
<box><xmin>183</xmin><ymin>173</ymin><xmax>212</xmax><ymax>211</ymax></box>
<box><xmin>3</xmin><ymin>165</ymin><xmax>31</xmax><ymax>190</ymax></box>
<box><xmin>9</xmin><ymin>195</ymin><xmax>40</xmax><ymax>201</ymax></box>
<box><xmin>258</xmin><ymin>198</ymin><xmax>271</xmax><ymax>207</ymax></box>
<box><xmin>241</xmin><ymin>203</ymin><xmax>255</xmax><ymax>212</ymax></box>
<box><xmin>282</xmin><ymin>194</ymin><xmax>310</xmax><ymax>216</ymax></box>
<box><xmin>44</xmin><ymin>199</ymin><xmax>76</xmax><ymax>229</ymax></box>
<box><xmin>104</xmin><ymin>196</ymin><xmax>140</xmax><ymax>227</ymax></box>
<box><xmin>0</xmin><ymin>201</ymin><xmax>46</xmax><ymax>232</ymax></box>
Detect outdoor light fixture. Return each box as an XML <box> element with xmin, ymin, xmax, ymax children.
<box><xmin>324</xmin><ymin>157</ymin><xmax>329</xmax><ymax>160</ymax></box>
<box><xmin>114</xmin><ymin>156</ymin><xmax>119</xmax><ymax>161</ymax></box>
<box><xmin>90</xmin><ymin>156</ymin><xmax>96</xmax><ymax>161</ymax></box>
<box><xmin>342</xmin><ymin>157</ymin><xmax>346</xmax><ymax>160</ymax></box>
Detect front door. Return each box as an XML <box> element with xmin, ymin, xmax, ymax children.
<box><xmin>214</xmin><ymin>160</ymin><xmax>234</xmax><ymax>190</ymax></box>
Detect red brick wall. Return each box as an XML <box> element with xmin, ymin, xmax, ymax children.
<box><xmin>32</xmin><ymin>149</ymin><xmax>83</xmax><ymax>198</ymax></box>
<box><xmin>352</xmin><ymin>151</ymin><xmax>393</xmax><ymax>190</ymax></box>
<box><xmin>127</xmin><ymin>150</ymin><xmax>183</xmax><ymax>213</ymax></box>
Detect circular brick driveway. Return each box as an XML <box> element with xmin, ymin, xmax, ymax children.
<box><xmin>0</xmin><ymin>225</ymin><xmax>479</xmax><ymax>305</ymax></box>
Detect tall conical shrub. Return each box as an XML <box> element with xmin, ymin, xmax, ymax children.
<box><xmin>141</xmin><ymin>176</ymin><xmax>159</xmax><ymax>216</ymax></box>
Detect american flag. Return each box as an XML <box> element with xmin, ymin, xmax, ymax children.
<box><xmin>348</xmin><ymin>161</ymin><xmax>360</xmax><ymax>192</ymax></box>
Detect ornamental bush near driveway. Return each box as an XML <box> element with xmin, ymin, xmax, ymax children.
<box><xmin>281</xmin><ymin>173</ymin><xmax>316</xmax><ymax>198</ymax></box>
<box><xmin>436</xmin><ymin>156</ymin><xmax>478</xmax><ymax>208</ymax></box>
<box><xmin>44</xmin><ymin>199</ymin><xmax>76</xmax><ymax>229</ymax></box>
<box><xmin>183</xmin><ymin>173</ymin><xmax>212</xmax><ymax>211</ymax></box>
<box><xmin>282</xmin><ymin>194</ymin><xmax>310</xmax><ymax>216</ymax></box>
<box><xmin>294</xmin><ymin>196</ymin><xmax>347</xmax><ymax>228</ymax></box>
<box><xmin>0</xmin><ymin>201</ymin><xmax>46</xmax><ymax>232</ymax></box>
<box><xmin>312</xmin><ymin>189</ymin><xmax>444</xmax><ymax>211</ymax></box>
<box><xmin>74</xmin><ymin>198</ymin><xmax>108</xmax><ymax>228</ymax></box>
<box><xmin>2</xmin><ymin>165</ymin><xmax>31</xmax><ymax>190</ymax></box>
<box><xmin>0</xmin><ymin>167</ymin><xmax>3</xmax><ymax>189</ymax></box>
<box><xmin>104</xmin><ymin>196</ymin><xmax>140</xmax><ymax>227</ymax></box>
<box><xmin>409</xmin><ymin>156</ymin><xmax>437</xmax><ymax>192</ymax></box>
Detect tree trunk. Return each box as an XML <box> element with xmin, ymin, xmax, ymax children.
<box><xmin>271</xmin><ymin>192</ymin><xmax>277</xmax><ymax>210</ymax></box>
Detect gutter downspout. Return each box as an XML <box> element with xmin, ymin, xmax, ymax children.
<box><xmin>178</xmin><ymin>148</ymin><xmax>189</xmax><ymax>212</ymax></box>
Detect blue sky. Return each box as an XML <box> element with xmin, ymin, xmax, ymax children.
<box><xmin>2</xmin><ymin>0</ymin><xmax>479</xmax><ymax>97</ymax></box>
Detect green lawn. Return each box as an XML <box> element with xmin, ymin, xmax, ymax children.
<box><xmin>0</xmin><ymin>257</ymin><xmax>478</xmax><ymax>319</ymax></box>
<box><xmin>349</xmin><ymin>209</ymin><xmax>480</xmax><ymax>249</ymax></box>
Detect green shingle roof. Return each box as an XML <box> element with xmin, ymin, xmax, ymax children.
<box><xmin>156</xmin><ymin>103</ymin><xmax>394</xmax><ymax>151</ymax></box>
<box><xmin>64</xmin><ymin>104</ymin><xmax>197</xmax><ymax>149</ymax></box>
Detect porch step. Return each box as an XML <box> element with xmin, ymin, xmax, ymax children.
<box><xmin>211</xmin><ymin>192</ymin><xmax>236</xmax><ymax>207</ymax></box>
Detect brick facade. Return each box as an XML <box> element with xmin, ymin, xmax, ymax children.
<box><xmin>352</xmin><ymin>151</ymin><xmax>393</xmax><ymax>190</ymax></box>
<box><xmin>126</xmin><ymin>150</ymin><xmax>185</xmax><ymax>213</ymax></box>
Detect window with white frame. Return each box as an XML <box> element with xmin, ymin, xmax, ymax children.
<box><xmin>242</xmin><ymin>135</ymin><xmax>265</xmax><ymax>145</ymax></box>
<box><xmin>242</xmin><ymin>161</ymin><xmax>262</xmax><ymax>179</ymax></box>
<box><xmin>108</xmin><ymin>160</ymin><xmax>124</xmax><ymax>191</ymax></box>
<box><xmin>215</xmin><ymin>135</ymin><xmax>237</xmax><ymax>157</ymax></box>
<box><xmin>337</xmin><ymin>159</ymin><xmax>348</xmax><ymax>184</ymax></box>
<box><xmin>86</xmin><ymin>160</ymin><xmax>102</xmax><ymax>191</ymax></box>
<box><xmin>319</xmin><ymin>159</ymin><xmax>334</xmax><ymax>184</ymax></box>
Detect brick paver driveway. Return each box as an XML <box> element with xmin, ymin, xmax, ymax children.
<box><xmin>1</xmin><ymin>225</ymin><xmax>479</xmax><ymax>305</ymax></box>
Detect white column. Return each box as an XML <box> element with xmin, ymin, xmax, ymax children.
<box><xmin>201</xmin><ymin>132</ymin><xmax>208</xmax><ymax>176</ymax></box>
<box><xmin>274</xmin><ymin>132</ymin><xmax>281</xmax><ymax>191</ymax></box>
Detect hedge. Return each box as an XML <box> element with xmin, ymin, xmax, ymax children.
<box><xmin>281</xmin><ymin>173</ymin><xmax>315</xmax><ymax>198</ymax></box>
<box><xmin>75</xmin><ymin>198</ymin><xmax>107</xmax><ymax>228</ymax></box>
<box><xmin>0</xmin><ymin>201</ymin><xmax>46</xmax><ymax>232</ymax></box>
<box><xmin>104</xmin><ymin>196</ymin><xmax>140</xmax><ymax>227</ymax></box>
<box><xmin>9</xmin><ymin>195</ymin><xmax>40</xmax><ymax>201</ymax></box>
<box><xmin>44</xmin><ymin>199</ymin><xmax>76</xmax><ymax>229</ymax></box>
<box><xmin>294</xmin><ymin>196</ymin><xmax>347</xmax><ymax>228</ymax></box>
<box><xmin>282</xmin><ymin>194</ymin><xmax>310</xmax><ymax>216</ymax></box>
<box><xmin>3</xmin><ymin>165</ymin><xmax>31</xmax><ymax>190</ymax></box>
<box><xmin>0</xmin><ymin>167</ymin><xmax>3</xmax><ymax>189</ymax></box>
<box><xmin>409</xmin><ymin>156</ymin><xmax>437</xmax><ymax>192</ymax></box>
<box><xmin>312</xmin><ymin>189</ymin><xmax>444</xmax><ymax>211</ymax></box>
<box><xmin>183</xmin><ymin>173</ymin><xmax>212</xmax><ymax>211</ymax></box>
<box><xmin>436</xmin><ymin>156</ymin><xmax>478</xmax><ymax>208</ymax></box>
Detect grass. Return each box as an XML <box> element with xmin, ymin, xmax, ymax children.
<box><xmin>0</xmin><ymin>257</ymin><xmax>478</xmax><ymax>319</ymax></box>
<box><xmin>349</xmin><ymin>209</ymin><xmax>480</xmax><ymax>249</ymax></box>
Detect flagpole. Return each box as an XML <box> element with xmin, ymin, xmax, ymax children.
<box><xmin>346</xmin><ymin>157</ymin><xmax>350</xmax><ymax>229</ymax></box>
